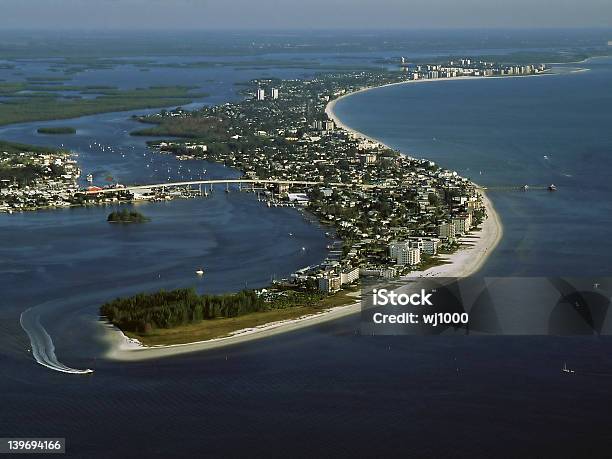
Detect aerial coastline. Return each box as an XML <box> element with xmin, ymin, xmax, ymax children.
<box><xmin>106</xmin><ymin>73</ymin><xmax>507</xmax><ymax>362</ymax></box>
<box><xmin>324</xmin><ymin>75</ymin><xmax>505</xmax><ymax>277</ymax></box>
<box><xmin>106</xmin><ymin>196</ymin><xmax>501</xmax><ymax>362</ymax></box>
<box><xmin>5</xmin><ymin>57</ymin><xmax>544</xmax><ymax>365</ymax></box>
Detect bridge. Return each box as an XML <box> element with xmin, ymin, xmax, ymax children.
<box><xmin>82</xmin><ymin>178</ymin><xmax>556</xmax><ymax>195</ymax></box>
<box><xmin>82</xmin><ymin>178</ymin><xmax>385</xmax><ymax>194</ymax></box>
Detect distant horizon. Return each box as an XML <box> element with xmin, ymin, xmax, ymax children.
<box><xmin>1</xmin><ymin>26</ymin><xmax>609</xmax><ymax>60</ymax></box>
<box><xmin>1</xmin><ymin>26</ymin><xmax>612</xmax><ymax>32</ymax></box>
<box><xmin>1</xmin><ymin>0</ymin><xmax>611</xmax><ymax>30</ymax></box>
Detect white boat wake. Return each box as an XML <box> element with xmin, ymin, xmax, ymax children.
<box><xmin>20</xmin><ymin>308</ymin><xmax>94</xmax><ymax>375</ymax></box>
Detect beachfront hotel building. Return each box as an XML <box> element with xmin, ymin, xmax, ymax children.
<box><xmin>452</xmin><ymin>213</ymin><xmax>472</xmax><ymax>235</ymax></box>
<box><xmin>407</xmin><ymin>237</ymin><xmax>440</xmax><ymax>255</ymax></box>
<box><xmin>437</xmin><ymin>222</ymin><xmax>456</xmax><ymax>240</ymax></box>
<box><xmin>318</xmin><ymin>274</ymin><xmax>342</xmax><ymax>293</ymax></box>
<box><xmin>389</xmin><ymin>242</ymin><xmax>421</xmax><ymax>266</ymax></box>
<box><xmin>340</xmin><ymin>266</ymin><xmax>360</xmax><ymax>285</ymax></box>
<box><xmin>257</xmin><ymin>88</ymin><xmax>265</xmax><ymax>100</ymax></box>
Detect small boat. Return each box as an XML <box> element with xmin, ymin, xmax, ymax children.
<box><xmin>562</xmin><ymin>362</ymin><xmax>575</xmax><ymax>374</ymax></box>
<box><xmin>288</xmin><ymin>232</ymin><xmax>294</xmax><ymax>236</ymax></box>
<box><xmin>548</xmin><ymin>184</ymin><xmax>557</xmax><ymax>191</ymax></box>
<box><xmin>522</xmin><ymin>185</ymin><xmax>529</xmax><ymax>191</ymax></box>
<box><xmin>86</xmin><ymin>173</ymin><xmax>93</xmax><ymax>183</ymax></box>
<box><xmin>196</xmin><ymin>269</ymin><xmax>204</xmax><ymax>276</ymax></box>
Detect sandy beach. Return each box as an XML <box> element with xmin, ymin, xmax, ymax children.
<box><xmin>107</xmin><ymin>75</ymin><xmax>504</xmax><ymax>362</ymax></box>
<box><xmin>403</xmin><ymin>191</ymin><xmax>502</xmax><ymax>278</ymax></box>
<box><xmin>104</xmin><ymin>298</ymin><xmax>362</xmax><ymax>361</ymax></box>
<box><xmin>324</xmin><ymin>76</ymin><xmax>503</xmax><ymax>278</ymax></box>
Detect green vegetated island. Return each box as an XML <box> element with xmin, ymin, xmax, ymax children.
<box><xmin>37</xmin><ymin>126</ymin><xmax>76</xmax><ymax>135</ymax></box>
<box><xmin>101</xmin><ymin>287</ymin><xmax>356</xmax><ymax>346</ymax></box>
<box><xmin>107</xmin><ymin>209</ymin><xmax>149</xmax><ymax>223</ymax></box>
<box><xmin>0</xmin><ymin>81</ymin><xmax>206</xmax><ymax>126</ymax></box>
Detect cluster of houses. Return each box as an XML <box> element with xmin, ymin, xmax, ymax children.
<box><xmin>0</xmin><ymin>151</ymin><xmax>80</xmax><ymax>212</ymax></box>
<box><xmin>1</xmin><ymin>64</ymin><xmax>501</xmax><ymax>301</ymax></box>
<box><xmin>152</xmin><ymin>71</ymin><xmax>489</xmax><ymax>292</ymax></box>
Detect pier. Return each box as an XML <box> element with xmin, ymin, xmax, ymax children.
<box><xmin>478</xmin><ymin>185</ymin><xmax>557</xmax><ymax>192</ymax></box>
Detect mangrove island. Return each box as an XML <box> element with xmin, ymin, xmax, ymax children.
<box><xmin>37</xmin><ymin>126</ymin><xmax>77</xmax><ymax>135</ymax></box>
<box><xmin>107</xmin><ymin>209</ymin><xmax>149</xmax><ymax>223</ymax></box>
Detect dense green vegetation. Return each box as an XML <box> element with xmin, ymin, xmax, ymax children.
<box><xmin>0</xmin><ymin>162</ymin><xmax>62</xmax><ymax>186</ymax></box>
<box><xmin>101</xmin><ymin>288</ymin><xmax>265</xmax><ymax>334</ymax></box>
<box><xmin>100</xmin><ymin>287</ymin><xmax>334</xmax><ymax>335</ymax></box>
<box><xmin>131</xmin><ymin>113</ymin><xmax>230</xmax><ymax>138</ymax></box>
<box><xmin>107</xmin><ymin>209</ymin><xmax>149</xmax><ymax>223</ymax></box>
<box><xmin>0</xmin><ymin>140</ymin><xmax>61</xmax><ymax>154</ymax></box>
<box><xmin>37</xmin><ymin>126</ymin><xmax>76</xmax><ymax>135</ymax></box>
<box><xmin>132</xmin><ymin>113</ymin><xmax>270</xmax><ymax>157</ymax></box>
<box><xmin>0</xmin><ymin>85</ymin><xmax>205</xmax><ymax>126</ymax></box>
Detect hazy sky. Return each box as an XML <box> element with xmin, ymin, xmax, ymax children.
<box><xmin>1</xmin><ymin>0</ymin><xmax>611</xmax><ymax>29</ymax></box>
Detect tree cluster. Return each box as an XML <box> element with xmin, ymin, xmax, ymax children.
<box><xmin>100</xmin><ymin>288</ymin><xmax>267</xmax><ymax>334</ymax></box>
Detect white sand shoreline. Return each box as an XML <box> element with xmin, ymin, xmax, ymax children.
<box><xmin>104</xmin><ymin>300</ymin><xmax>362</xmax><ymax>361</ymax></box>
<box><xmin>325</xmin><ymin>75</ymin><xmax>504</xmax><ymax>277</ymax></box>
<box><xmin>106</xmin><ymin>74</ymin><xmax>516</xmax><ymax>362</ymax></box>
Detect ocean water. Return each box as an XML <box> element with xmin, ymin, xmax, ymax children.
<box><xmin>2</xmin><ymin>41</ymin><xmax>612</xmax><ymax>456</ymax></box>
<box><xmin>332</xmin><ymin>57</ymin><xmax>612</xmax><ymax>276</ymax></box>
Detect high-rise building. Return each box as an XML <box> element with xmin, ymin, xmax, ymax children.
<box><xmin>389</xmin><ymin>242</ymin><xmax>421</xmax><ymax>266</ymax></box>
<box><xmin>407</xmin><ymin>237</ymin><xmax>440</xmax><ymax>255</ymax></box>
<box><xmin>437</xmin><ymin>222</ymin><xmax>456</xmax><ymax>240</ymax></box>
<box><xmin>452</xmin><ymin>214</ymin><xmax>472</xmax><ymax>235</ymax></box>
<box><xmin>256</xmin><ymin>88</ymin><xmax>265</xmax><ymax>101</ymax></box>
<box><xmin>318</xmin><ymin>274</ymin><xmax>342</xmax><ymax>293</ymax></box>
<box><xmin>359</xmin><ymin>153</ymin><xmax>377</xmax><ymax>165</ymax></box>
<box><xmin>271</xmin><ymin>88</ymin><xmax>279</xmax><ymax>99</ymax></box>
<box><xmin>313</xmin><ymin>120</ymin><xmax>324</xmax><ymax>130</ymax></box>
